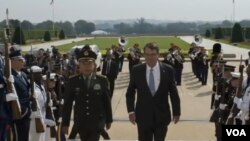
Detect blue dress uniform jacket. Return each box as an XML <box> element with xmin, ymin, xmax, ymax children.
<box><xmin>12</xmin><ymin>69</ymin><xmax>31</xmax><ymax>120</ymax></box>
<box><xmin>62</xmin><ymin>74</ymin><xmax>113</xmax><ymax>130</ymax></box>
<box><xmin>0</xmin><ymin>67</ymin><xmax>11</xmax><ymax>141</ymax></box>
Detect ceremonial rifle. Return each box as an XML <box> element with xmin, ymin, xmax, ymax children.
<box><xmin>226</xmin><ymin>55</ymin><xmax>244</xmax><ymax>125</ymax></box>
<box><xmin>4</xmin><ymin>8</ymin><xmax>22</xmax><ymax>119</ymax></box>
<box><xmin>45</xmin><ymin>62</ymin><xmax>57</xmax><ymax>137</ymax></box>
<box><xmin>30</xmin><ymin>69</ymin><xmax>45</xmax><ymax>132</ymax></box>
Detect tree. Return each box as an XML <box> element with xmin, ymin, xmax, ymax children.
<box><xmin>231</xmin><ymin>23</ymin><xmax>244</xmax><ymax>43</ymax></box>
<box><xmin>214</xmin><ymin>27</ymin><xmax>224</xmax><ymax>39</ymax></box>
<box><xmin>74</xmin><ymin>20</ymin><xmax>88</xmax><ymax>34</ymax></box>
<box><xmin>113</xmin><ymin>22</ymin><xmax>132</xmax><ymax>34</ymax></box>
<box><xmin>245</xmin><ymin>28</ymin><xmax>250</xmax><ymax>40</ymax></box>
<box><xmin>59</xmin><ymin>30</ymin><xmax>65</xmax><ymax>39</ymax></box>
<box><xmin>21</xmin><ymin>20</ymin><xmax>34</xmax><ymax>30</ymax></box>
<box><xmin>205</xmin><ymin>29</ymin><xmax>211</xmax><ymax>37</ymax></box>
<box><xmin>12</xmin><ymin>26</ymin><xmax>26</xmax><ymax>45</ymax></box>
<box><xmin>43</xmin><ymin>31</ymin><xmax>51</xmax><ymax>41</ymax></box>
<box><xmin>84</xmin><ymin>22</ymin><xmax>95</xmax><ymax>34</ymax></box>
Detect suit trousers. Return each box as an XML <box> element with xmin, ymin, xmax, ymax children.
<box><xmin>108</xmin><ymin>78</ymin><xmax>115</xmax><ymax>99</ymax></box>
<box><xmin>137</xmin><ymin>123</ymin><xmax>168</xmax><ymax>141</ymax></box>
<box><xmin>0</xmin><ymin>121</ymin><xmax>8</xmax><ymax>141</ymax></box>
<box><xmin>12</xmin><ymin>118</ymin><xmax>30</xmax><ymax>141</ymax></box>
<box><xmin>78</xmin><ymin>128</ymin><xmax>101</xmax><ymax>141</ymax></box>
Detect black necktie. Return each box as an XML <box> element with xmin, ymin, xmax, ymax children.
<box><xmin>85</xmin><ymin>77</ymin><xmax>89</xmax><ymax>89</ymax></box>
<box><xmin>106</xmin><ymin>61</ymin><xmax>110</xmax><ymax>75</ymax></box>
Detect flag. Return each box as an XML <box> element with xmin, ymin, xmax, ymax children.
<box><xmin>6</xmin><ymin>8</ymin><xmax>8</xmax><ymax>15</ymax></box>
<box><xmin>50</xmin><ymin>0</ymin><xmax>54</xmax><ymax>5</ymax></box>
<box><xmin>233</xmin><ymin>0</ymin><xmax>234</xmax><ymax>3</ymax></box>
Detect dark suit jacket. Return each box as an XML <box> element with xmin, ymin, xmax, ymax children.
<box><xmin>12</xmin><ymin>69</ymin><xmax>31</xmax><ymax>120</ymax></box>
<box><xmin>62</xmin><ymin>74</ymin><xmax>113</xmax><ymax>130</ymax></box>
<box><xmin>101</xmin><ymin>59</ymin><xmax>118</xmax><ymax>80</ymax></box>
<box><xmin>126</xmin><ymin>62</ymin><xmax>181</xmax><ymax>126</ymax></box>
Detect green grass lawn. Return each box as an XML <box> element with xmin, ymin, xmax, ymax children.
<box><xmin>207</xmin><ymin>37</ymin><xmax>250</xmax><ymax>49</ymax></box>
<box><xmin>57</xmin><ymin>36</ymin><xmax>190</xmax><ymax>54</ymax></box>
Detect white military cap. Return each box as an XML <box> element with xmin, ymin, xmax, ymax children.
<box><xmin>231</xmin><ymin>72</ymin><xmax>240</xmax><ymax>79</ymax></box>
<box><xmin>42</xmin><ymin>73</ymin><xmax>57</xmax><ymax>81</ymax></box>
<box><xmin>30</xmin><ymin>66</ymin><xmax>42</xmax><ymax>73</ymax></box>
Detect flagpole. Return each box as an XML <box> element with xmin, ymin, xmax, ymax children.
<box><xmin>233</xmin><ymin>0</ymin><xmax>235</xmax><ymax>23</ymax></box>
<box><xmin>52</xmin><ymin>1</ymin><xmax>55</xmax><ymax>32</ymax></box>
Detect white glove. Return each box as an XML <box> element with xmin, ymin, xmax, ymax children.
<box><xmin>30</xmin><ymin>111</ymin><xmax>42</xmax><ymax>118</ymax></box>
<box><xmin>214</xmin><ymin>94</ymin><xmax>221</xmax><ymax>100</ymax></box>
<box><xmin>44</xmin><ymin>119</ymin><xmax>56</xmax><ymax>127</ymax></box>
<box><xmin>8</xmin><ymin>75</ymin><xmax>15</xmax><ymax>83</ymax></box>
<box><xmin>236</xmin><ymin>99</ymin><xmax>243</xmax><ymax>109</ymax></box>
<box><xmin>219</xmin><ymin>104</ymin><xmax>227</xmax><ymax>110</ymax></box>
<box><xmin>57</xmin><ymin>117</ymin><xmax>62</xmax><ymax>123</ymax></box>
<box><xmin>6</xmin><ymin>93</ymin><xmax>18</xmax><ymax>102</ymax></box>
<box><xmin>48</xmin><ymin>100</ymin><xmax>53</xmax><ymax>107</ymax></box>
<box><xmin>60</xmin><ymin>99</ymin><xmax>64</xmax><ymax>105</ymax></box>
<box><xmin>233</xmin><ymin>97</ymin><xmax>240</xmax><ymax>104</ymax></box>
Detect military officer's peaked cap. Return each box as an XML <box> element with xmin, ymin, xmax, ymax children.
<box><xmin>9</xmin><ymin>46</ymin><xmax>24</xmax><ymax>59</ymax></box>
<box><xmin>224</xmin><ymin>65</ymin><xmax>235</xmax><ymax>72</ymax></box>
<box><xmin>77</xmin><ymin>45</ymin><xmax>97</xmax><ymax>61</ymax></box>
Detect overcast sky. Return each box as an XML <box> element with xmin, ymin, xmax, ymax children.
<box><xmin>0</xmin><ymin>0</ymin><xmax>249</xmax><ymax>23</ymax></box>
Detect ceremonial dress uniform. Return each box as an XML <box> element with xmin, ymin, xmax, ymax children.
<box><xmin>62</xmin><ymin>47</ymin><xmax>113</xmax><ymax>141</ymax></box>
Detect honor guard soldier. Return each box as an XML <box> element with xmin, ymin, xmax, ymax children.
<box><xmin>245</xmin><ymin>51</ymin><xmax>250</xmax><ymax>66</ymax></box>
<box><xmin>62</xmin><ymin>47</ymin><xmax>113</xmax><ymax>141</ymax></box>
<box><xmin>29</xmin><ymin>66</ymin><xmax>56</xmax><ymax>141</ymax></box>
<box><xmin>10</xmin><ymin>47</ymin><xmax>31</xmax><ymax>141</ymax></box>
<box><xmin>1</xmin><ymin>59</ymin><xmax>16</xmax><ymax>141</ymax></box>
<box><xmin>234</xmin><ymin>65</ymin><xmax>250</xmax><ymax>125</ymax></box>
<box><xmin>210</xmin><ymin>64</ymin><xmax>235</xmax><ymax>141</ymax></box>
<box><xmin>210</xmin><ymin>43</ymin><xmax>223</xmax><ymax>109</ymax></box>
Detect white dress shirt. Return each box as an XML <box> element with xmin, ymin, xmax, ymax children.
<box><xmin>146</xmin><ymin>61</ymin><xmax>160</xmax><ymax>93</ymax></box>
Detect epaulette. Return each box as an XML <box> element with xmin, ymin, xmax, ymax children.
<box><xmin>96</xmin><ymin>74</ymin><xmax>107</xmax><ymax>79</ymax></box>
<box><xmin>69</xmin><ymin>74</ymin><xmax>79</xmax><ymax>79</ymax></box>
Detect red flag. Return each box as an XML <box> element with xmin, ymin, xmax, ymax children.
<box><xmin>50</xmin><ymin>0</ymin><xmax>54</xmax><ymax>5</ymax></box>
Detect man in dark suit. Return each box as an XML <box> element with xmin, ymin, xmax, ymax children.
<box><xmin>126</xmin><ymin>42</ymin><xmax>181</xmax><ymax>141</ymax></box>
<box><xmin>62</xmin><ymin>47</ymin><xmax>113</xmax><ymax>141</ymax></box>
<box><xmin>10</xmin><ymin>47</ymin><xmax>31</xmax><ymax>141</ymax></box>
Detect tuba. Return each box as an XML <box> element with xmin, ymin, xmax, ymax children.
<box><xmin>118</xmin><ymin>36</ymin><xmax>128</xmax><ymax>47</ymax></box>
<box><xmin>194</xmin><ymin>34</ymin><xmax>203</xmax><ymax>45</ymax></box>
<box><xmin>172</xmin><ymin>48</ymin><xmax>184</xmax><ymax>64</ymax></box>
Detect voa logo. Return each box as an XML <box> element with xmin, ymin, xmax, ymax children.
<box><xmin>226</xmin><ymin>129</ymin><xmax>246</xmax><ymax>136</ymax></box>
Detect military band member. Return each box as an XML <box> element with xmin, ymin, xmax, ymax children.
<box><xmin>102</xmin><ymin>52</ymin><xmax>118</xmax><ymax>99</ymax></box>
<box><xmin>128</xmin><ymin>43</ymin><xmax>142</xmax><ymax>74</ymax></box>
<box><xmin>169</xmin><ymin>44</ymin><xmax>184</xmax><ymax>85</ymax></box>
<box><xmin>197</xmin><ymin>48</ymin><xmax>209</xmax><ymax>85</ymax></box>
<box><xmin>10</xmin><ymin>47</ymin><xmax>31</xmax><ymax>141</ymax></box>
<box><xmin>62</xmin><ymin>47</ymin><xmax>113</xmax><ymax>141</ymax></box>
